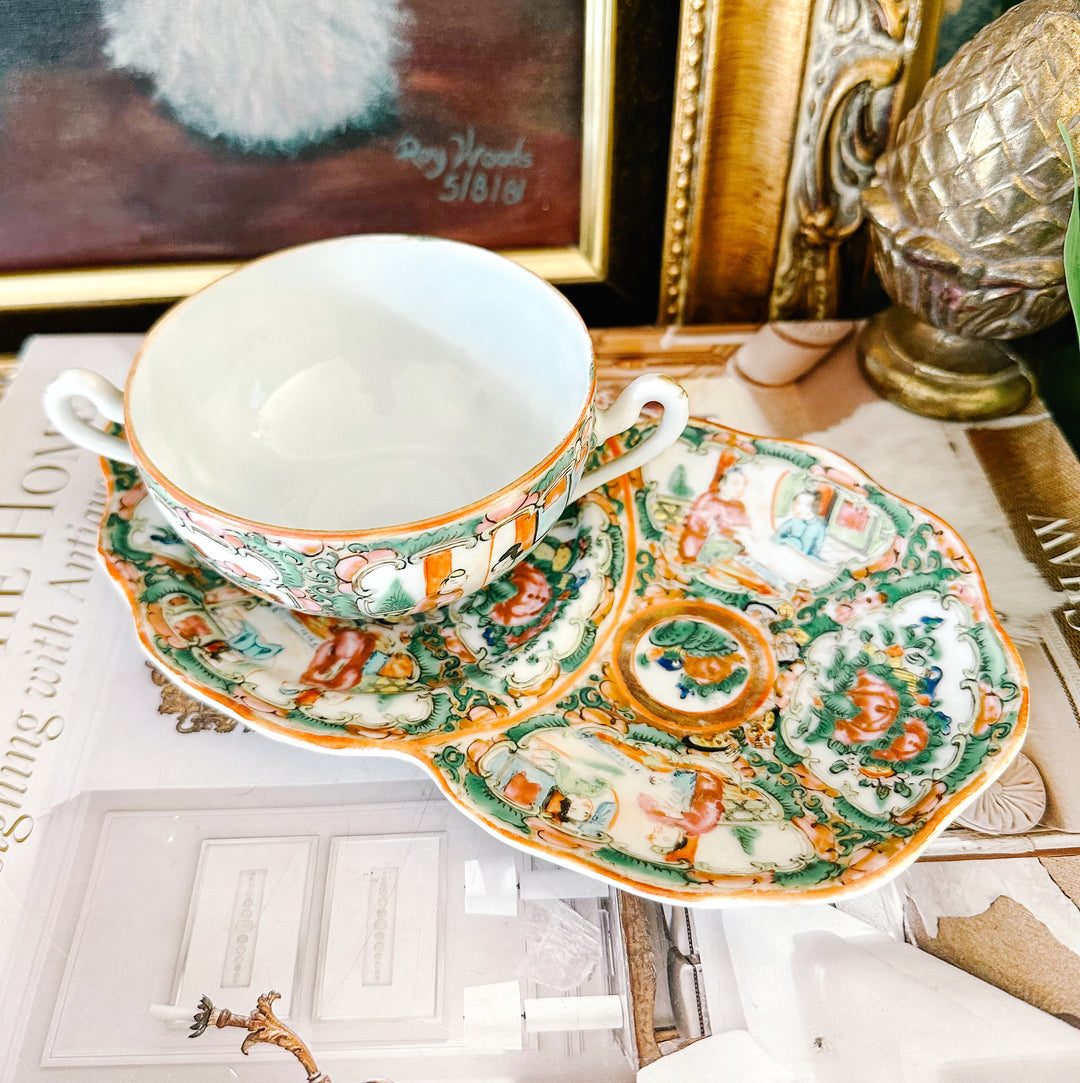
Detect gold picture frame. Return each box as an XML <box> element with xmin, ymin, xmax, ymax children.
<box><xmin>661</xmin><ymin>0</ymin><xmax>945</xmax><ymax>324</ymax></box>
<box><xmin>0</xmin><ymin>0</ymin><xmax>673</xmax><ymax>314</ymax></box>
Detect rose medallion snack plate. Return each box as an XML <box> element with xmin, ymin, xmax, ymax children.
<box><xmin>99</xmin><ymin>419</ymin><xmax>1028</xmax><ymax>906</ymax></box>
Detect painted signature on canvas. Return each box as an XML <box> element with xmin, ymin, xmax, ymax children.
<box><xmin>395</xmin><ymin>127</ymin><xmax>532</xmax><ymax>206</ymax></box>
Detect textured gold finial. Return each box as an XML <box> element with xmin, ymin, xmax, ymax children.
<box><xmin>858</xmin><ymin>0</ymin><xmax>1080</xmax><ymax>418</ymax></box>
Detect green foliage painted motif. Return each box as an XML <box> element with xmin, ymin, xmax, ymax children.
<box><xmin>691</xmin><ymin>579</ymin><xmax>752</xmax><ymax>609</ymax></box>
<box><xmin>375</xmin><ymin>578</ymin><xmax>416</xmax><ymax>616</ymax></box>
<box><xmin>678</xmin><ymin>424</ymin><xmax>710</xmax><ymax>451</ymax></box>
<box><xmin>733</xmin><ymin>825</ymin><xmax>759</xmax><ymax>855</ymax></box>
<box><xmin>463</xmin><ymin>773</ymin><xmax>531</xmax><ymax>834</ymax></box>
<box><xmin>535</xmin><ymin>446</ymin><xmax>576</xmax><ymax>493</ymax></box>
<box><xmin>669</xmin><ymin>464</ymin><xmax>694</xmax><ymax>499</ymax></box>
<box><xmin>864</xmin><ymin>485</ymin><xmax>915</xmax><ymax>534</ymax></box>
<box><xmin>560</xmin><ymin>623</ymin><xmax>598</xmax><ymax>674</ymax></box>
<box><xmin>592</xmin><ymin>847</ymin><xmax>697</xmax><ymax>886</ymax></box>
<box><xmin>635</xmin><ymin>484</ymin><xmax>665</xmax><ymax>542</ymax></box>
<box><xmin>744</xmin><ymin>763</ymin><xmax>804</xmax><ymax>820</ymax></box>
<box><xmin>772</xmin><ymin>859</ymin><xmax>843</xmax><ymax>888</ymax></box>
<box><xmin>751</xmin><ymin>439</ymin><xmax>817</xmax><ymax>470</ymax></box>
<box><xmin>504</xmin><ymin>714</ymin><xmax>569</xmax><ymax>744</ymax></box>
<box><xmin>832</xmin><ymin>796</ymin><xmax>915</xmax><ymax>839</ymax></box>
<box><xmin>398</xmin><ymin>694</ymin><xmax>451</xmax><ymax>736</ymax></box>
<box><xmin>649</xmin><ymin>619</ymin><xmax>736</xmax><ymax>656</ymax></box>
<box><xmin>625</xmin><ymin>723</ymin><xmax>684</xmax><ymax>751</ymax></box>
<box><xmin>432</xmin><ymin>745</ymin><xmax>466</xmax><ymax>784</ymax></box>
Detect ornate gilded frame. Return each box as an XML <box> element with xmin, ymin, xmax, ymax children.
<box><xmin>661</xmin><ymin>0</ymin><xmax>944</xmax><ymax>324</ymax></box>
<box><xmin>0</xmin><ymin>0</ymin><xmax>674</xmax><ymax>314</ymax></box>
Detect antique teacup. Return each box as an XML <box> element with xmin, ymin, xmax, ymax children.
<box><xmin>45</xmin><ymin>234</ymin><xmax>688</xmax><ymax>619</ymax></box>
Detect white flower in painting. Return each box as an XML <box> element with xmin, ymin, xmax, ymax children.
<box><xmin>100</xmin><ymin>0</ymin><xmax>408</xmax><ymax>152</ymax></box>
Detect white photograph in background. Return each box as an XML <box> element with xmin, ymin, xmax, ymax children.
<box><xmin>317</xmin><ymin>833</ymin><xmax>443</xmax><ymax>1022</ymax></box>
<box><xmin>175</xmin><ymin>837</ymin><xmax>316</xmax><ymax>1017</ymax></box>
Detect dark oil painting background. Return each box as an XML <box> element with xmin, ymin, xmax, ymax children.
<box><xmin>0</xmin><ymin>0</ymin><xmax>584</xmax><ymax>271</ymax></box>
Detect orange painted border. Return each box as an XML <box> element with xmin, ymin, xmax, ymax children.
<box><xmin>610</xmin><ymin>599</ymin><xmax>777</xmax><ymax>735</ymax></box>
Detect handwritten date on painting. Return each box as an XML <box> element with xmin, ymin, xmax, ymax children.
<box><xmin>396</xmin><ymin>127</ymin><xmax>532</xmax><ymax>207</ymax></box>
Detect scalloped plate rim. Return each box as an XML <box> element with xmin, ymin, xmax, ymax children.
<box><xmin>96</xmin><ymin>417</ymin><xmax>1030</xmax><ymax>906</ymax></box>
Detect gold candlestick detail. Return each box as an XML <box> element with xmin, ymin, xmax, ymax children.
<box><xmin>190</xmin><ymin>991</ymin><xmax>330</xmax><ymax>1083</ymax></box>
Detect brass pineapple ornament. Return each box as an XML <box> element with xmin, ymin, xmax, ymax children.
<box><xmin>858</xmin><ymin>0</ymin><xmax>1080</xmax><ymax>419</ymax></box>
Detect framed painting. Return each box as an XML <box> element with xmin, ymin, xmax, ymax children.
<box><xmin>661</xmin><ymin>0</ymin><xmax>945</xmax><ymax>324</ymax></box>
<box><xmin>0</xmin><ymin>0</ymin><xmax>677</xmax><ymax>323</ymax></box>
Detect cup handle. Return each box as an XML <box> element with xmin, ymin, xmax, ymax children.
<box><xmin>42</xmin><ymin>368</ymin><xmax>136</xmax><ymax>465</ymax></box>
<box><xmin>569</xmin><ymin>373</ymin><xmax>690</xmax><ymax>502</ymax></box>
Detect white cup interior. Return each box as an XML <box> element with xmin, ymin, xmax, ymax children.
<box><xmin>128</xmin><ymin>235</ymin><xmax>593</xmax><ymax>531</ymax></box>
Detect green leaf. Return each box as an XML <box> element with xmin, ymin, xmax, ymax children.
<box><xmin>504</xmin><ymin>713</ymin><xmax>569</xmax><ymax>744</ymax></box>
<box><xmin>751</xmin><ymin>439</ymin><xmax>817</xmax><ymax>469</ymax></box>
<box><xmin>482</xmin><ymin>576</ymin><xmax>520</xmax><ymax>607</ymax></box>
<box><xmin>376</xmin><ymin>578</ymin><xmax>415</xmax><ymax>615</ymax></box>
<box><xmin>679</xmin><ymin>424</ymin><xmax>709</xmax><ymax>451</ymax></box>
<box><xmin>634</xmin><ymin>484</ymin><xmax>665</xmax><ymax>542</ymax></box>
<box><xmin>431</xmin><ymin>744</ymin><xmax>466</xmax><ymax>784</ymax></box>
<box><xmin>463</xmin><ymin>773</ymin><xmax>531</xmax><ymax>833</ymax></box>
<box><xmin>140</xmin><ymin>576</ymin><xmax>204</xmax><ymax>605</ymax></box>
<box><xmin>833</xmin><ymin>796</ymin><xmax>915</xmax><ymax>838</ymax></box>
<box><xmin>811</xmin><ymin>706</ymin><xmax>837</xmax><ymax>740</ymax></box>
<box><xmin>938</xmin><ymin>732</ymin><xmax>992</xmax><ymax>793</ymax></box>
<box><xmin>1060</xmin><ymin>120</ymin><xmax>1080</xmax><ymax>342</ymax></box>
<box><xmin>692</xmin><ymin>579</ymin><xmax>752</xmax><ymax>609</ymax></box>
<box><xmin>649</xmin><ymin>619</ymin><xmax>735</xmax><ymax>656</ymax></box>
<box><xmin>752</xmin><ymin>771</ymin><xmax>804</xmax><ymax>818</ymax></box>
<box><xmin>535</xmin><ymin>446</ymin><xmax>575</xmax><ymax>492</ymax></box>
<box><xmin>608</xmin><ymin>522</ymin><xmax>626</xmax><ymax>584</ymax></box>
<box><xmin>168</xmin><ymin>650</ymin><xmax>233</xmax><ymax>695</ymax></box>
<box><xmin>876</xmin><ymin>569</ymin><xmax>959</xmax><ymax>603</ymax></box>
<box><xmin>822</xmin><ymin>691</ymin><xmax>859</xmax><ymax>719</ymax></box>
<box><xmin>772</xmin><ymin>725</ymin><xmax>803</xmax><ymax>767</ymax></box>
<box><xmin>669</xmin><ymin>464</ymin><xmax>695</xmax><ymax>499</ymax></box>
<box><xmin>365</xmin><ymin>518</ymin><xmax>483</xmax><ymax>561</ymax></box>
<box><xmin>593</xmin><ymin>846</ymin><xmax>697</xmax><ymax>885</ymax></box>
<box><xmin>772</xmin><ymin>858</ymin><xmax>842</xmax><ymax>888</ymax></box>
<box><xmin>399</xmin><ymin>693</ymin><xmax>452</xmax><ymax>735</ymax></box>
<box><xmin>792</xmin><ymin>610</ymin><xmax>844</xmax><ymax>641</ymax></box>
<box><xmin>409</xmin><ymin>638</ymin><xmax>444</xmax><ymax>685</ymax></box>
<box><xmin>709</xmin><ymin>666</ymin><xmax>747</xmax><ymax>696</ymax></box>
<box><xmin>626</xmin><ymin>722</ymin><xmax>684</xmax><ymax>750</ymax></box>
<box><xmin>864</xmin><ymin>485</ymin><xmax>914</xmax><ymax>535</ymax></box>
<box><xmin>826</xmin><ymin>653</ymin><xmax>856</xmax><ymax>686</ymax></box>
<box><xmin>732</xmin><ymin>825</ymin><xmax>759</xmax><ymax>855</ymax></box>
<box><xmin>961</xmin><ymin>622</ymin><xmax>1012</xmax><ymax>689</ymax></box>
<box><xmin>560</xmin><ymin>622</ymin><xmax>597</xmax><ymax>674</ymax></box>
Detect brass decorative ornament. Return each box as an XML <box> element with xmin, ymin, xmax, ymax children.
<box><xmin>190</xmin><ymin>992</ymin><xmax>333</xmax><ymax>1083</ymax></box>
<box><xmin>148</xmin><ymin>664</ymin><xmax>245</xmax><ymax>733</ymax></box>
<box><xmin>858</xmin><ymin>0</ymin><xmax>1080</xmax><ymax>419</ymax></box>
